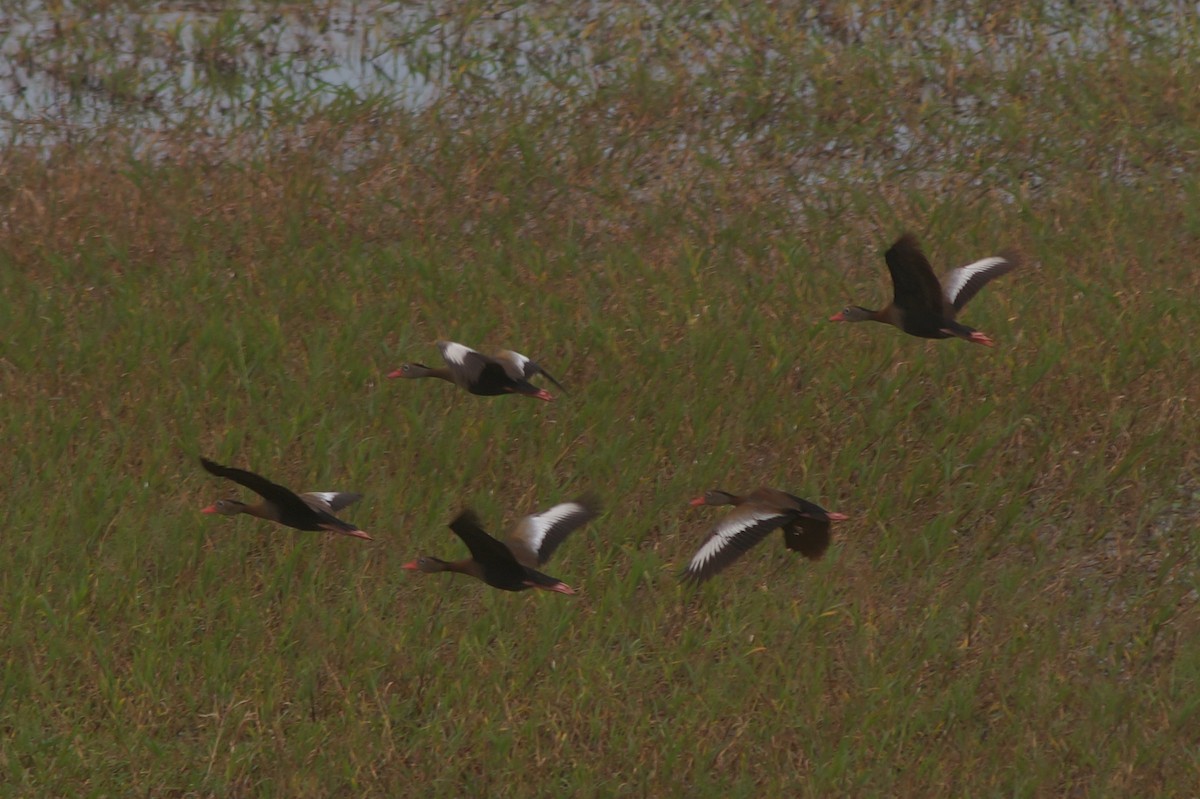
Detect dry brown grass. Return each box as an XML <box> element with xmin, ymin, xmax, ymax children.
<box><xmin>3</xmin><ymin>2</ymin><xmax>1200</xmax><ymax>796</ymax></box>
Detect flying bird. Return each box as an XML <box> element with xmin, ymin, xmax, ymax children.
<box><xmin>404</xmin><ymin>494</ymin><xmax>600</xmax><ymax>594</ymax></box>
<box><xmin>682</xmin><ymin>488</ymin><xmax>847</xmax><ymax>583</ymax></box>
<box><xmin>199</xmin><ymin>457</ymin><xmax>371</xmax><ymax>540</ymax></box>
<box><xmin>830</xmin><ymin>233</ymin><xmax>1018</xmax><ymax>346</ymax></box>
<box><xmin>388</xmin><ymin>340</ymin><xmax>564</xmax><ymax>401</ymax></box>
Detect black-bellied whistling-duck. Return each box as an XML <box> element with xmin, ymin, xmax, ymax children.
<box><xmin>830</xmin><ymin>233</ymin><xmax>1018</xmax><ymax>346</ymax></box>
<box><xmin>199</xmin><ymin>457</ymin><xmax>371</xmax><ymax>540</ymax></box>
<box><xmin>682</xmin><ymin>488</ymin><xmax>847</xmax><ymax>583</ymax></box>
<box><xmin>404</xmin><ymin>494</ymin><xmax>600</xmax><ymax>594</ymax></box>
<box><xmin>388</xmin><ymin>340</ymin><xmax>564</xmax><ymax>401</ymax></box>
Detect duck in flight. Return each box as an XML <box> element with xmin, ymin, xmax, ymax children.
<box><xmin>388</xmin><ymin>341</ymin><xmax>565</xmax><ymax>401</ymax></box>
<box><xmin>682</xmin><ymin>488</ymin><xmax>847</xmax><ymax>583</ymax></box>
<box><xmin>404</xmin><ymin>495</ymin><xmax>600</xmax><ymax>594</ymax></box>
<box><xmin>199</xmin><ymin>457</ymin><xmax>371</xmax><ymax>540</ymax></box>
<box><xmin>830</xmin><ymin>233</ymin><xmax>1018</xmax><ymax>346</ymax></box>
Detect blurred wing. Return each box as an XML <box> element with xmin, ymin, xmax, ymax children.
<box><xmin>532</xmin><ymin>363</ymin><xmax>566</xmax><ymax>394</ymax></box>
<box><xmin>508</xmin><ymin>493</ymin><xmax>601</xmax><ymax>567</ymax></box>
<box><xmin>199</xmin><ymin>457</ymin><xmax>310</xmax><ymax>516</ymax></box>
<box><xmin>681</xmin><ymin>508</ymin><xmax>790</xmax><ymax>583</ymax></box>
<box><xmin>942</xmin><ymin>252</ymin><xmax>1017</xmax><ymax>311</ymax></box>
<box><xmin>449</xmin><ymin>509</ymin><xmax>523</xmax><ymax>570</ymax></box>
<box><xmin>497</xmin><ymin>350</ymin><xmax>567</xmax><ymax>393</ymax></box>
<box><xmin>437</xmin><ymin>340</ymin><xmax>491</xmax><ymax>383</ymax></box>
<box><xmin>884</xmin><ymin>233</ymin><xmax>946</xmax><ymax>316</ymax></box>
<box><xmin>300</xmin><ymin>491</ymin><xmax>363</xmax><ymax>513</ymax></box>
<box><xmin>782</xmin><ymin>518</ymin><xmax>832</xmax><ymax>560</ymax></box>
<box><xmin>776</xmin><ymin>490</ymin><xmax>833</xmax><ymax>520</ymax></box>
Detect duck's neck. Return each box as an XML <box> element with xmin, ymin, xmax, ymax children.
<box><xmin>874</xmin><ymin>305</ymin><xmax>903</xmax><ymax>325</ymax></box>
<box><xmin>242</xmin><ymin>502</ymin><xmax>280</xmax><ymax>522</ymax></box>
<box><xmin>437</xmin><ymin>558</ymin><xmax>483</xmax><ymax>579</ymax></box>
<box><xmin>414</xmin><ymin>365</ymin><xmax>456</xmax><ymax>383</ymax></box>
<box><xmin>843</xmin><ymin>305</ymin><xmax>892</xmax><ymax>324</ymax></box>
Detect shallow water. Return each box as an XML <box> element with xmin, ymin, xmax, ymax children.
<box><xmin>1</xmin><ymin>2</ymin><xmax>436</xmax><ymax>145</ymax></box>
<box><xmin>2</xmin><ymin>1</ymin><xmax>1194</xmax><ymax>153</ymax></box>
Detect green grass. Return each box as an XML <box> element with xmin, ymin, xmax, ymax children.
<box><xmin>2</xmin><ymin>2</ymin><xmax>1200</xmax><ymax>796</ymax></box>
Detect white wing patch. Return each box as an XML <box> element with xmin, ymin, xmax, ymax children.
<box><xmin>301</xmin><ymin>491</ymin><xmax>361</xmax><ymax>512</ymax></box>
<box><xmin>523</xmin><ymin>501</ymin><xmax>588</xmax><ymax>552</ymax></box>
<box><xmin>497</xmin><ymin>350</ymin><xmax>533</xmax><ymax>378</ymax></box>
<box><xmin>685</xmin><ymin>509</ymin><xmax>785</xmax><ymax>575</ymax></box>
<box><xmin>438</xmin><ymin>341</ymin><xmax>476</xmax><ymax>367</ymax></box>
<box><xmin>942</xmin><ymin>256</ymin><xmax>1009</xmax><ymax>305</ymax></box>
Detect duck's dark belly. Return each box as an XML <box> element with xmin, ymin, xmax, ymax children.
<box><xmin>900</xmin><ymin>312</ymin><xmax>976</xmax><ymax>340</ymax></box>
<box><xmin>900</xmin><ymin>314</ymin><xmax>954</xmax><ymax>339</ymax></box>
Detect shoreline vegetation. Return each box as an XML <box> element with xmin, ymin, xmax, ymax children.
<box><xmin>2</xmin><ymin>3</ymin><xmax>1198</xmax><ymax>796</ymax></box>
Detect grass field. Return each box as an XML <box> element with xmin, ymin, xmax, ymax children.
<box><xmin>3</xmin><ymin>2</ymin><xmax>1200</xmax><ymax>796</ymax></box>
